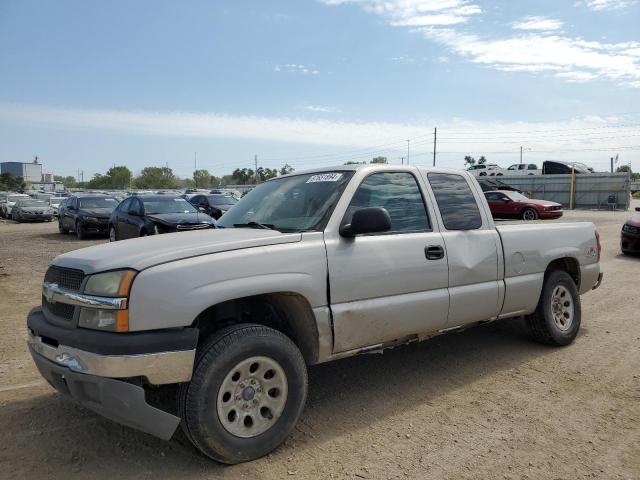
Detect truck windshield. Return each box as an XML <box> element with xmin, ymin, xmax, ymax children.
<box><xmin>217</xmin><ymin>171</ymin><xmax>354</xmax><ymax>232</ymax></box>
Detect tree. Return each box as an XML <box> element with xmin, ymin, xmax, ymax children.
<box><xmin>279</xmin><ymin>164</ymin><xmax>295</xmax><ymax>175</ymax></box>
<box><xmin>616</xmin><ymin>165</ymin><xmax>639</xmax><ymax>180</ymax></box>
<box><xmin>0</xmin><ymin>172</ymin><xmax>26</xmax><ymax>192</ymax></box>
<box><xmin>87</xmin><ymin>166</ymin><xmax>132</xmax><ymax>189</ymax></box>
<box><xmin>54</xmin><ymin>175</ymin><xmax>77</xmax><ymax>188</ymax></box>
<box><xmin>256</xmin><ymin>167</ymin><xmax>277</xmax><ymax>182</ymax></box>
<box><xmin>370</xmin><ymin>156</ymin><xmax>388</xmax><ymax>164</ymax></box>
<box><xmin>464</xmin><ymin>156</ymin><xmax>475</xmax><ymax>166</ymax></box>
<box><xmin>478</xmin><ymin>156</ymin><xmax>487</xmax><ymax>165</ymax></box>
<box><xmin>134</xmin><ymin>167</ymin><xmax>178</xmax><ymax>189</ymax></box>
<box><xmin>232</xmin><ymin>168</ymin><xmax>253</xmax><ymax>184</ymax></box>
<box><xmin>193</xmin><ymin>169</ymin><xmax>211</xmax><ymax>189</ymax></box>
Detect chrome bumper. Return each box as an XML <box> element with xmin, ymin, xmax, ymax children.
<box><xmin>27</xmin><ymin>330</ymin><xmax>195</xmax><ymax>385</ymax></box>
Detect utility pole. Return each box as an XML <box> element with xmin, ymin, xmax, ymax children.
<box><xmin>194</xmin><ymin>152</ymin><xmax>197</xmax><ymax>188</ymax></box>
<box><xmin>400</xmin><ymin>156</ymin><xmax>404</xmax><ymax>165</ymax></box>
<box><xmin>520</xmin><ymin>146</ymin><xmax>523</xmax><ymax>164</ymax></box>
<box><xmin>433</xmin><ymin>127</ymin><xmax>437</xmax><ymax>167</ymax></box>
<box><xmin>610</xmin><ymin>157</ymin><xmax>614</xmax><ymax>173</ymax></box>
<box><xmin>406</xmin><ymin>139</ymin><xmax>410</xmax><ymax>165</ymax></box>
<box><xmin>254</xmin><ymin>154</ymin><xmax>259</xmax><ymax>184</ymax></box>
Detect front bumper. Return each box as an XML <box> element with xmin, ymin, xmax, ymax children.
<box><xmin>29</xmin><ymin>348</ymin><xmax>181</xmax><ymax>440</ymax></box>
<box><xmin>27</xmin><ymin>307</ymin><xmax>197</xmax><ymax>384</ymax></box>
<box><xmin>621</xmin><ymin>231</ymin><xmax>640</xmax><ymax>253</ymax></box>
<box><xmin>27</xmin><ymin>307</ymin><xmax>199</xmax><ymax>440</ymax></box>
<box><xmin>20</xmin><ymin>212</ymin><xmax>53</xmax><ymax>221</ymax></box>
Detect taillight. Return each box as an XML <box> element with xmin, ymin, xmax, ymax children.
<box><xmin>595</xmin><ymin>228</ymin><xmax>601</xmax><ymax>262</ymax></box>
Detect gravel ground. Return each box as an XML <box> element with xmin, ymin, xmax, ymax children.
<box><xmin>0</xmin><ymin>205</ymin><xmax>639</xmax><ymax>480</ymax></box>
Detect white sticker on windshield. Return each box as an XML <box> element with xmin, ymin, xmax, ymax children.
<box><xmin>306</xmin><ymin>173</ymin><xmax>343</xmax><ymax>183</ymax></box>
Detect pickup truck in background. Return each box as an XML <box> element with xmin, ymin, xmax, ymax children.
<box><xmin>27</xmin><ymin>165</ymin><xmax>603</xmax><ymax>463</ymax></box>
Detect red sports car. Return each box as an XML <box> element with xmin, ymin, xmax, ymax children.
<box><xmin>484</xmin><ymin>190</ymin><xmax>563</xmax><ymax>221</ymax></box>
<box><xmin>621</xmin><ymin>208</ymin><xmax>640</xmax><ymax>255</ymax></box>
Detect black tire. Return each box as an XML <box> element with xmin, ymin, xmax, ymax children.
<box><xmin>109</xmin><ymin>225</ymin><xmax>117</xmax><ymax>242</ymax></box>
<box><xmin>75</xmin><ymin>220</ymin><xmax>85</xmax><ymax>240</ymax></box>
<box><xmin>58</xmin><ymin>221</ymin><xmax>68</xmax><ymax>234</ymax></box>
<box><xmin>525</xmin><ymin>270</ymin><xmax>581</xmax><ymax>346</ymax></box>
<box><xmin>522</xmin><ymin>207</ymin><xmax>538</xmax><ymax>221</ymax></box>
<box><xmin>181</xmin><ymin>324</ymin><xmax>308</xmax><ymax>464</ymax></box>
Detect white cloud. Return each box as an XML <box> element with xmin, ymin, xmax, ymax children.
<box><xmin>321</xmin><ymin>0</ymin><xmax>640</xmax><ymax>88</ymax></box>
<box><xmin>303</xmin><ymin>104</ymin><xmax>342</xmax><ymax>113</ymax></box>
<box><xmin>512</xmin><ymin>16</ymin><xmax>563</xmax><ymax>31</ymax></box>
<box><xmin>274</xmin><ymin>64</ymin><xmax>320</xmax><ymax>75</ymax></box>
<box><xmin>422</xmin><ymin>28</ymin><xmax>640</xmax><ymax>87</ymax></box>
<box><xmin>575</xmin><ymin>0</ymin><xmax>638</xmax><ymax>11</ymax></box>
<box><xmin>0</xmin><ymin>103</ymin><xmax>636</xmax><ymax>171</ymax></box>
<box><xmin>319</xmin><ymin>0</ymin><xmax>481</xmax><ymax>26</ymax></box>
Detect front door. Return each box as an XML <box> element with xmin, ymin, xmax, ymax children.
<box><xmin>325</xmin><ymin>171</ymin><xmax>450</xmax><ymax>353</ymax></box>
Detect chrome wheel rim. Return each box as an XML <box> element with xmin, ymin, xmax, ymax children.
<box><xmin>109</xmin><ymin>227</ymin><xmax>116</xmax><ymax>242</ymax></box>
<box><xmin>523</xmin><ymin>209</ymin><xmax>537</xmax><ymax>221</ymax></box>
<box><xmin>551</xmin><ymin>285</ymin><xmax>574</xmax><ymax>331</ymax></box>
<box><xmin>217</xmin><ymin>355</ymin><xmax>288</xmax><ymax>438</ymax></box>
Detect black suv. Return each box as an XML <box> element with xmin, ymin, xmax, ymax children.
<box><xmin>108</xmin><ymin>195</ymin><xmax>215</xmax><ymax>241</ymax></box>
<box><xmin>188</xmin><ymin>193</ymin><xmax>238</xmax><ymax>220</ymax></box>
<box><xmin>58</xmin><ymin>194</ymin><xmax>119</xmax><ymax>239</ymax></box>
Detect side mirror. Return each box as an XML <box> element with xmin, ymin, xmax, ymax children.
<box><xmin>636</xmin><ymin>207</ymin><xmax>640</xmax><ymax>212</ymax></box>
<box><xmin>198</xmin><ymin>206</ymin><xmax>206</xmax><ymax>212</ymax></box>
<box><xmin>503</xmin><ymin>198</ymin><xmax>512</xmax><ymax>203</ymax></box>
<box><xmin>340</xmin><ymin>207</ymin><xmax>391</xmax><ymax>237</ymax></box>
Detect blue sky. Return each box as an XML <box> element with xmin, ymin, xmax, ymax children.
<box><xmin>0</xmin><ymin>0</ymin><xmax>639</xmax><ymax>179</ymax></box>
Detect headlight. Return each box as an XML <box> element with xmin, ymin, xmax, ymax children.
<box><xmin>79</xmin><ymin>270</ymin><xmax>136</xmax><ymax>332</ymax></box>
<box><xmin>84</xmin><ymin>269</ymin><xmax>136</xmax><ymax>296</ymax></box>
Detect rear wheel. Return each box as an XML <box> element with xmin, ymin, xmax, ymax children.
<box><xmin>522</xmin><ymin>208</ymin><xmax>538</xmax><ymax>221</ymax></box>
<box><xmin>525</xmin><ymin>270</ymin><xmax>581</xmax><ymax>346</ymax></box>
<box><xmin>180</xmin><ymin>324</ymin><xmax>307</xmax><ymax>464</ymax></box>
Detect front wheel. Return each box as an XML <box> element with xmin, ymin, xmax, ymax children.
<box><xmin>181</xmin><ymin>324</ymin><xmax>308</xmax><ymax>464</ymax></box>
<box><xmin>525</xmin><ymin>270</ymin><xmax>581</xmax><ymax>346</ymax></box>
<box><xmin>109</xmin><ymin>225</ymin><xmax>117</xmax><ymax>242</ymax></box>
<box><xmin>75</xmin><ymin>221</ymin><xmax>85</xmax><ymax>240</ymax></box>
<box><xmin>522</xmin><ymin>208</ymin><xmax>538</xmax><ymax>221</ymax></box>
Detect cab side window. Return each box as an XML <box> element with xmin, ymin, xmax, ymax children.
<box><xmin>119</xmin><ymin>198</ymin><xmax>132</xmax><ymax>212</ymax></box>
<box><xmin>428</xmin><ymin>173</ymin><xmax>482</xmax><ymax>231</ymax></box>
<box><xmin>343</xmin><ymin>172</ymin><xmax>430</xmax><ymax>233</ymax></box>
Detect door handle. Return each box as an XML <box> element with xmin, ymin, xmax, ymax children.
<box><xmin>425</xmin><ymin>245</ymin><xmax>445</xmax><ymax>260</ymax></box>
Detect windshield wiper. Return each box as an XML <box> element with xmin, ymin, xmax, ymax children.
<box><xmin>233</xmin><ymin>222</ymin><xmax>276</xmax><ymax>230</ymax></box>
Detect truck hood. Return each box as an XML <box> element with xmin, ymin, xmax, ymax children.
<box><xmin>53</xmin><ymin>228</ymin><xmax>302</xmax><ymax>274</ymax></box>
<box><xmin>147</xmin><ymin>212</ymin><xmax>214</xmax><ymax>226</ymax></box>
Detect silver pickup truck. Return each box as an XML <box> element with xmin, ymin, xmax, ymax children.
<box><xmin>27</xmin><ymin>165</ymin><xmax>603</xmax><ymax>463</ymax></box>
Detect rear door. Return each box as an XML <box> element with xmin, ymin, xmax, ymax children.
<box><xmin>424</xmin><ymin>172</ymin><xmax>502</xmax><ymax>327</ymax></box>
<box><xmin>325</xmin><ymin>170</ymin><xmax>450</xmax><ymax>353</ymax></box>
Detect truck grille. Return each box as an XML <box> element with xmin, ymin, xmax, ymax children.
<box><xmin>42</xmin><ymin>295</ymin><xmax>76</xmax><ymax>321</ymax></box>
<box><xmin>44</xmin><ymin>265</ymin><xmax>85</xmax><ymax>291</ymax></box>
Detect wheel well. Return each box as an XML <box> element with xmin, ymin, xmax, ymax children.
<box><xmin>192</xmin><ymin>293</ymin><xmax>319</xmax><ymax>365</ymax></box>
<box><xmin>545</xmin><ymin>257</ymin><xmax>580</xmax><ymax>288</ymax></box>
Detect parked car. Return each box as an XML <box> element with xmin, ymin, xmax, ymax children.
<box><xmin>467</xmin><ymin>163</ymin><xmax>503</xmax><ymax>177</ymax></box>
<box><xmin>58</xmin><ymin>194</ymin><xmax>119</xmax><ymax>239</ymax></box>
<box><xmin>108</xmin><ymin>195</ymin><xmax>215</xmax><ymax>241</ymax></box>
<box><xmin>11</xmin><ymin>199</ymin><xmax>54</xmax><ymax>222</ymax></box>
<box><xmin>621</xmin><ymin>207</ymin><xmax>640</xmax><ymax>255</ymax></box>
<box><xmin>485</xmin><ymin>190</ymin><xmax>563</xmax><ymax>220</ymax></box>
<box><xmin>188</xmin><ymin>193</ymin><xmax>238</xmax><ymax>220</ymax></box>
<box><xmin>27</xmin><ymin>165</ymin><xmax>602</xmax><ymax>463</ymax></box>
<box><xmin>504</xmin><ymin>163</ymin><xmax>541</xmax><ymax>176</ymax></box>
<box><xmin>1</xmin><ymin>193</ymin><xmax>30</xmax><ymax>219</ymax></box>
<box><xmin>542</xmin><ymin>160</ymin><xmax>593</xmax><ymax>174</ymax></box>
<box><xmin>48</xmin><ymin>196</ymin><xmax>65</xmax><ymax>217</ymax></box>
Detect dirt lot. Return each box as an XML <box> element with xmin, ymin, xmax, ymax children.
<box><xmin>1</xmin><ymin>206</ymin><xmax>639</xmax><ymax>480</ymax></box>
